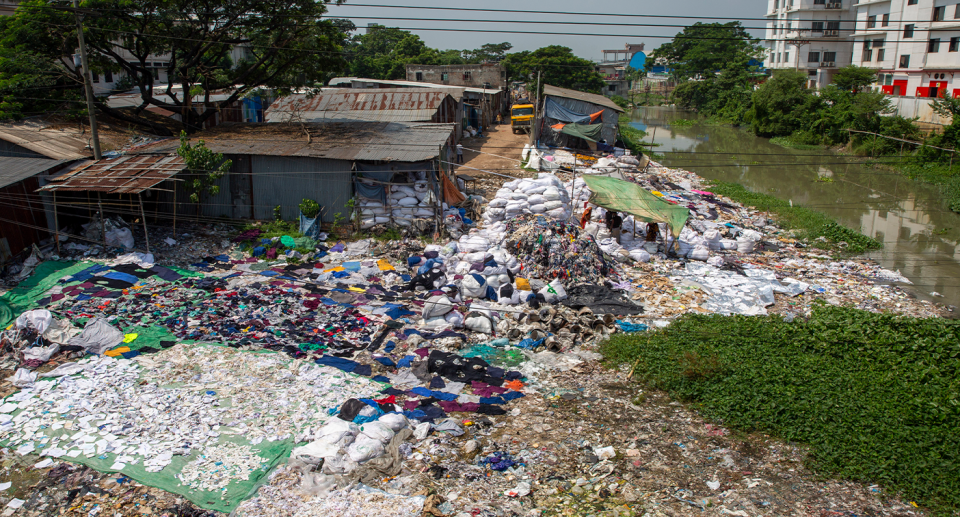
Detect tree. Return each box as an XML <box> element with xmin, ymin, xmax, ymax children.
<box><xmin>623</xmin><ymin>66</ymin><xmax>646</xmax><ymax>106</ymax></box>
<box><xmin>463</xmin><ymin>42</ymin><xmax>512</xmax><ymax>63</ymax></box>
<box><xmin>747</xmin><ymin>70</ymin><xmax>818</xmax><ymax>138</ymax></box>
<box><xmin>502</xmin><ymin>46</ymin><xmax>605</xmax><ymax>95</ymax></box>
<box><xmin>1</xmin><ymin>0</ymin><xmax>350</xmax><ymax>135</ymax></box>
<box><xmin>177</xmin><ymin>131</ymin><xmax>231</xmax><ymax>214</ymax></box>
<box><xmin>646</xmin><ymin>22</ymin><xmax>764</xmax><ymax>81</ymax></box>
<box><xmin>833</xmin><ymin>65</ymin><xmax>879</xmax><ymax>93</ymax></box>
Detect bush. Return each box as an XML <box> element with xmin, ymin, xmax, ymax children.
<box><xmin>610</xmin><ymin>95</ymin><xmax>629</xmax><ymax>109</ymax></box>
<box><xmin>299</xmin><ymin>198</ymin><xmax>320</xmax><ymax>219</ymax></box>
<box><xmin>601</xmin><ymin>305</ymin><xmax>960</xmax><ymax>515</ymax></box>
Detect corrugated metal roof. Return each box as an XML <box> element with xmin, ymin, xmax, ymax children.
<box><xmin>0</xmin><ymin>158</ymin><xmax>72</xmax><ymax>189</ymax></box>
<box><xmin>0</xmin><ymin>123</ymin><xmax>92</xmax><ymax>160</ymax></box>
<box><xmin>542</xmin><ymin>84</ymin><xmax>625</xmax><ymax>113</ymax></box>
<box><xmin>131</xmin><ymin>122</ymin><xmax>455</xmax><ymax>163</ymax></box>
<box><xmin>264</xmin><ymin>89</ymin><xmax>454</xmax><ymax>123</ymax></box>
<box><xmin>329</xmin><ymin>77</ymin><xmax>499</xmax><ymax>95</ymax></box>
<box><xmin>40</xmin><ymin>154</ymin><xmax>186</xmax><ymax>194</ymax></box>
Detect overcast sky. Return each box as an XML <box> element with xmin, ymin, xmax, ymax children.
<box><xmin>326</xmin><ymin>0</ymin><xmax>767</xmax><ymax>61</ymax></box>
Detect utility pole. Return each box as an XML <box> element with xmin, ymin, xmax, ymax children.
<box><xmin>73</xmin><ymin>0</ymin><xmax>101</xmax><ymax>160</ymax></box>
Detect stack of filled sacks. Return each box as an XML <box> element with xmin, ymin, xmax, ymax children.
<box><xmin>483</xmin><ymin>174</ymin><xmax>571</xmax><ymax>223</ymax></box>
<box><xmin>453</xmin><ymin>249</ymin><xmax>522</xmax><ymax>301</ymax></box>
<box><xmin>358</xmin><ymin>182</ymin><xmax>438</xmax><ymax>229</ymax></box>
<box><xmin>291</xmin><ymin>412</ymin><xmax>410</xmax><ymax>476</ymax></box>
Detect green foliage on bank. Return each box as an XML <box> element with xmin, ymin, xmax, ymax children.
<box><xmin>600</xmin><ymin>305</ymin><xmax>960</xmax><ymax>515</ymax></box>
<box><xmin>706</xmin><ymin>181</ymin><xmax>882</xmax><ymax>253</ymax></box>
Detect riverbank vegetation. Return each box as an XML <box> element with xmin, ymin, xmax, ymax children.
<box><xmin>600</xmin><ymin>305</ymin><xmax>960</xmax><ymax>516</ymax></box>
<box><xmin>706</xmin><ymin>181</ymin><xmax>882</xmax><ymax>253</ymax></box>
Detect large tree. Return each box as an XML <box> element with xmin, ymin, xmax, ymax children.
<box><xmin>1</xmin><ymin>0</ymin><xmax>350</xmax><ymax>134</ymax></box>
<box><xmin>647</xmin><ymin>22</ymin><xmax>764</xmax><ymax>80</ymax></box>
<box><xmin>502</xmin><ymin>46</ymin><xmax>605</xmax><ymax>94</ymax></box>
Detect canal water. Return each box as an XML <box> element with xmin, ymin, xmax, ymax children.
<box><xmin>632</xmin><ymin>106</ymin><xmax>960</xmax><ymax>309</ymax></box>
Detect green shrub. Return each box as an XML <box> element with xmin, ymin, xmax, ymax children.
<box><xmin>601</xmin><ymin>305</ymin><xmax>960</xmax><ymax>515</ymax></box>
<box><xmin>299</xmin><ymin>198</ymin><xmax>320</xmax><ymax>219</ymax></box>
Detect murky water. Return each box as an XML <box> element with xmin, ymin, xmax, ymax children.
<box><xmin>633</xmin><ymin>106</ymin><xmax>960</xmax><ymax>308</ymax></box>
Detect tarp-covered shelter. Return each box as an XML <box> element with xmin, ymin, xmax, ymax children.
<box><xmin>537</xmin><ymin>85</ymin><xmax>623</xmax><ymax>150</ymax></box>
<box><xmin>583</xmin><ymin>175</ymin><xmax>689</xmax><ymax>238</ymax></box>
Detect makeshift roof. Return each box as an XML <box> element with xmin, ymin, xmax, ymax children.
<box><xmin>0</xmin><ymin>123</ymin><xmax>92</xmax><ymax>160</ymax></box>
<box><xmin>0</xmin><ymin>158</ymin><xmax>72</xmax><ymax>189</ymax></box>
<box><xmin>583</xmin><ymin>175</ymin><xmax>689</xmax><ymax>238</ymax></box>
<box><xmin>264</xmin><ymin>89</ymin><xmax>456</xmax><ymax>123</ymax></box>
<box><xmin>542</xmin><ymin>85</ymin><xmax>624</xmax><ymax>113</ymax></box>
<box><xmin>132</xmin><ymin>122</ymin><xmax>455</xmax><ymax>163</ymax></box>
<box><xmin>40</xmin><ymin>154</ymin><xmax>186</xmax><ymax>194</ymax></box>
<box><xmin>328</xmin><ymin>77</ymin><xmax>499</xmax><ymax>96</ymax></box>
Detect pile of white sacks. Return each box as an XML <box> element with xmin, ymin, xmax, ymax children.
<box><xmin>483</xmin><ymin>173</ymin><xmax>572</xmax><ymax>224</ymax></box>
<box><xmin>357</xmin><ymin>181</ymin><xmax>439</xmax><ymax>229</ymax></box>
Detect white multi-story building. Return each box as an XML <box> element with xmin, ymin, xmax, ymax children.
<box><xmin>765</xmin><ymin>0</ymin><xmax>856</xmax><ymax>88</ymax></box>
<box><xmin>851</xmin><ymin>0</ymin><xmax>960</xmax><ymax>98</ymax></box>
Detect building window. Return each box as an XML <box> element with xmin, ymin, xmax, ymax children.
<box><xmin>608</xmin><ymin>84</ymin><xmax>617</xmax><ymax>92</ymax></box>
<box><xmin>827</xmin><ymin>21</ymin><xmax>840</xmax><ymax>30</ymax></box>
<box><xmin>812</xmin><ymin>21</ymin><xmax>824</xmax><ymax>32</ymax></box>
<box><xmin>441</xmin><ymin>73</ymin><xmax>448</xmax><ymax>81</ymax></box>
<box><xmin>104</xmin><ymin>70</ymin><xmax>113</xmax><ymax>83</ymax></box>
<box><xmin>951</xmin><ymin>37</ymin><xmax>960</xmax><ymax>51</ymax></box>
<box><xmin>904</xmin><ymin>24</ymin><xmax>914</xmax><ymax>38</ymax></box>
<box><xmin>784</xmin><ymin>52</ymin><xmax>790</xmax><ymax>63</ymax></box>
<box><xmin>956</xmin><ymin>4</ymin><xmax>960</xmax><ymax>18</ymax></box>
<box><xmin>929</xmin><ymin>38</ymin><xmax>941</xmax><ymax>52</ymax></box>
<box><xmin>774</xmin><ymin>0</ymin><xmax>779</xmax><ymax>8</ymax></box>
<box><xmin>884</xmin><ymin>74</ymin><xmax>893</xmax><ymax>85</ymax></box>
<box><xmin>934</xmin><ymin>6</ymin><xmax>946</xmax><ymax>20</ymax></box>
<box><xmin>867</xmin><ymin>15</ymin><xmax>877</xmax><ymax>28</ymax></box>
<box><xmin>873</xmin><ymin>38</ymin><xmax>884</xmax><ymax>48</ymax></box>
<box><xmin>823</xmin><ymin>51</ymin><xmax>836</xmax><ymax>62</ymax></box>
<box><xmin>463</xmin><ymin>71</ymin><xmax>471</xmax><ymax>81</ymax></box>
<box><xmin>878</xmin><ymin>49</ymin><xmax>885</xmax><ymax>61</ymax></box>
<box><xmin>415</xmin><ymin>71</ymin><xmax>423</xmax><ymax>81</ymax></box>
<box><xmin>777</xmin><ymin>52</ymin><xmax>781</xmax><ymax>63</ymax></box>
<box><xmin>882</xmin><ymin>13</ymin><xmax>889</xmax><ymax>26</ymax></box>
<box><xmin>814</xmin><ymin>0</ymin><xmax>825</xmax><ymax>4</ymax></box>
<box><xmin>907</xmin><ymin>0</ymin><xmax>917</xmax><ymax>5</ymax></box>
<box><xmin>863</xmin><ymin>48</ymin><xmax>873</xmax><ymax>61</ymax></box>
<box><xmin>899</xmin><ymin>54</ymin><xmax>910</xmax><ymax>68</ymax></box>
<box><xmin>92</xmin><ymin>72</ymin><xmax>99</xmax><ymax>83</ymax></box>
<box><xmin>808</xmin><ymin>51</ymin><xmax>821</xmax><ymax>62</ymax></box>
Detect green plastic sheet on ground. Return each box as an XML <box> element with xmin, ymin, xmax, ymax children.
<box><xmin>0</xmin><ymin>261</ymin><xmax>83</xmax><ymax>329</ymax></box>
<box><xmin>461</xmin><ymin>344</ymin><xmax>526</xmax><ymax>367</ymax></box>
<box><xmin>583</xmin><ymin>175</ymin><xmax>690</xmax><ymax>239</ymax></box>
<box><xmin>560</xmin><ymin>122</ymin><xmax>603</xmax><ymax>143</ymax></box>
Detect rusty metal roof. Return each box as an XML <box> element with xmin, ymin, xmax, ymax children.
<box><xmin>264</xmin><ymin>89</ymin><xmax>456</xmax><ymax>123</ymax></box>
<box><xmin>542</xmin><ymin>84</ymin><xmax>625</xmax><ymax>113</ymax></box>
<box><xmin>0</xmin><ymin>123</ymin><xmax>92</xmax><ymax>160</ymax></box>
<box><xmin>132</xmin><ymin>122</ymin><xmax>456</xmax><ymax>163</ymax></box>
<box><xmin>40</xmin><ymin>154</ymin><xmax>186</xmax><ymax>194</ymax></box>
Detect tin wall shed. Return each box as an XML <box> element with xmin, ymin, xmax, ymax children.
<box><xmin>169</xmin><ymin>155</ymin><xmax>352</xmax><ymax>223</ymax></box>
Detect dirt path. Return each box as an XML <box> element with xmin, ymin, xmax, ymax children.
<box><xmin>456</xmin><ymin>124</ymin><xmax>538</xmax><ymax>198</ymax></box>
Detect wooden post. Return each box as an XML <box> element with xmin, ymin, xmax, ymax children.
<box><xmin>138</xmin><ymin>193</ymin><xmax>150</xmax><ymax>253</ymax></box>
<box><xmin>53</xmin><ymin>191</ymin><xmax>60</xmax><ymax>255</ymax></box>
<box><xmin>172</xmin><ymin>185</ymin><xmax>177</xmax><ymax>237</ymax></box>
<box><xmin>97</xmin><ymin>193</ymin><xmax>105</xmax><ymax>245</ymax></box>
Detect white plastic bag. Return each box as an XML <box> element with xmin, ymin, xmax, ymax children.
<box><xmin>347</xmin><ymin>434</ymin><xmax>385</xmax><ymax>463</ymax></box>
<box><xmin>359</xmin><ymin>421</ymin><xmax>395</xmax><ymax>444</ymax></box>
<box><xmin>539</xmin><ymin>280</ymin><xmax>568</xmax><ymax>303</ymax></box>
<box><xmin>423</xmin><ymin>295</ymin><xmax>454</xmax><ymax>319</ymax></box>
<box><xmin>378</xmin><ymin>413</ymin><xmax>409</xmax><ymax>432</ymax></box>
<box><xmin>16</xmin><ymin>309</ymin><xmax>53</xmax><ymax>334</ymax></box>
<box><xmin>105</xmin><ymin>228</ymin><xmax>134</xmax><ymax>249</ymax></box>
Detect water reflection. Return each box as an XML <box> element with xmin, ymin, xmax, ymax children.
<box><xmin>634</xmin><ymin>106</ymin><xmax>960</xmax><ymax>308</ymax></box>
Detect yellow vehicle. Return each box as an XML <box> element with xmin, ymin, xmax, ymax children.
<box><xmin>510</xmin><ymin>104</ymin><xmax>535</xmax><ymax>134</ymax></box>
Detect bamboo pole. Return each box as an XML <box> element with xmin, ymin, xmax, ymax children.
<box><xmin>138</xmin><ymin>193</ymin><xmax>150</xmax><ymax>253</ymax></box>
<box><xmin>53</xmin><ymin>191</ymin><xmax>60</xmax><ymax>255</ymax></box>
<box><xmin>97</xmin><ymin>193</ymin><xmax>105</xmax><ymax>245</ymax></box>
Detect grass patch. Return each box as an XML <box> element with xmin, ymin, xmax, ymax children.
<box><xmin>770</xmin><ymin>135</ymin><xmax>826</xmax><ymax>151</ymax></box>
<box><xmin>706</xmin><ymin>181</ymin><xmax>882</xmax><ymax>253</ymax></box>
<box><xmin>618</xmin><ymin>114</ymin><xmax>647</xmax><ymax>158</ymax></box>
<box><xmin>600</xmin><ymin>305</ymin><xmax>960</xmax><ymax>515</ymax></box>
<box><xmin>668</xmin><ymin>118</ymin><xmax>697</xmax><ymax>127</ymax></box>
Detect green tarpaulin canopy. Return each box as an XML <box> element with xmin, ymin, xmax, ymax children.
<box><xmin>583</xmin><ymin>175</ymin><xmax>690</xmax><ymax>238</ymax></box>
<box><xmin>560</xmin><ymin>123</ymin><xmax>603</xmax><ymax>142</ymax></box>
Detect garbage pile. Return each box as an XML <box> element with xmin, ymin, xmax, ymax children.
<box><xmin>504</xmin><ymin>215</ymin><xmax>616</xmax><ymax>285</ymax></box>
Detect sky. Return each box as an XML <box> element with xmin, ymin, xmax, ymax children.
<box><xmin>325</xmin><ymin>0</ymin><xmax>767</xmax><ymax>62</ymax></box>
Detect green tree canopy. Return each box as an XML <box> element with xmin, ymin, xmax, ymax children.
<box><xmin>0</xmin><ymin>0</ymin><xmax>351</xmax><ymax>134</ymax></box>
<box><xmin>832</xmin><ymin>65</ymin><xmax>879</xmax><ymax>93</ymax></box>
<box><xmin>502</xmin><ymin>45</ymin><xmax>605</xmax><ymax>94</ymax></box>
<box><xmin>647</xmin><ymin>22</ymin><xmax>764</xmax><ymax>80</ymax></box>
<box><xmin>747</xmin><ymin>70</ymin><xmax>819</xmax><ymax>138</ymax></box>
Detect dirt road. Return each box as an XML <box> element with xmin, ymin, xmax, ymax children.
<box><xmin>456</xmin><ymin>124</ymin><xmax>538</xmax><ymax>198</ymax></box>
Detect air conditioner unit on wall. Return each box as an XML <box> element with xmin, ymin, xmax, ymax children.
<box><xmin>823</xmin><ymin>30</ymin><xmax>839</xmax><ymax>36</ymax></box>
<box><xmin>820</xmin><ymin>61</ymin><xmax>836</xmax><ymax>67</ymax></box>
<box><xmin>825</xmin><ymin>2</ymin><xmax>842</xmax><ymax>9</ymax></box>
